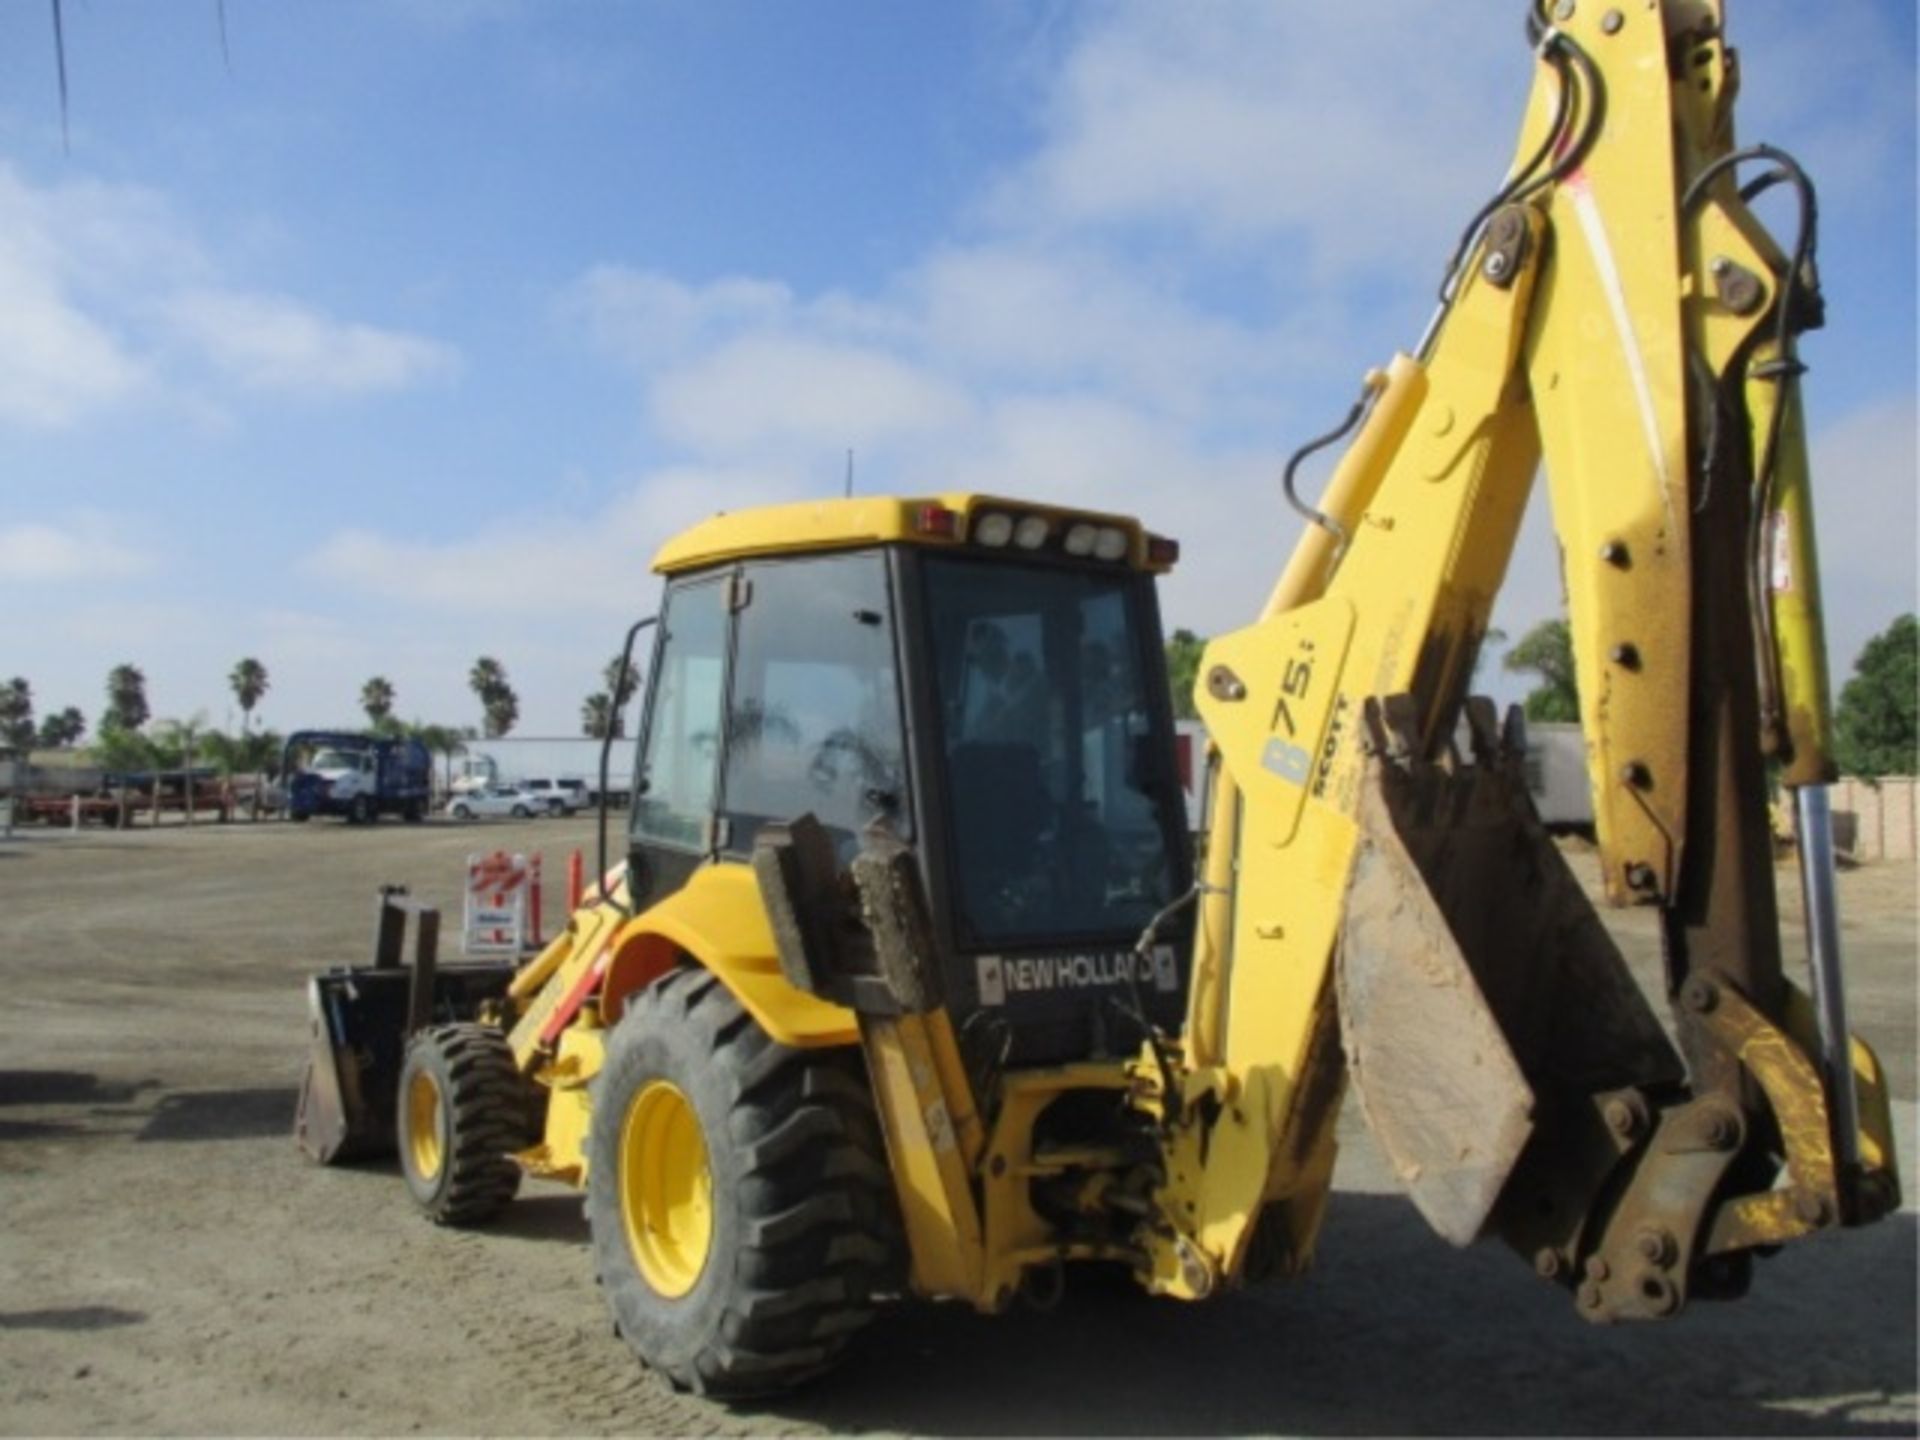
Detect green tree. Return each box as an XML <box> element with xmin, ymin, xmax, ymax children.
<box><xmin>361</xmin><ymin>676</ymin><xmax>397</xmax><ymax>727</ymax></box>
<box><xmin>1503</xmin><ymin>618</ymin><xmax>1579</xmax><ymax>722</ymax></box>
<box><xmin>1835</xmin><ymin>614</ymin><xmax>1918</xmax><ymax>776</ymax></box>
<box><xmin>582</xmin><ymin>692</ymin><xmax>615</xmax><ymax>740</ymax></box>
<box><xmin>469</xmin><ymin>657</ymin><xmax>518</xmax><ymax>739</ymax></box>
<box><xmin>105</xmin><ymin>663</ymin><xmax>150</xmax><ymax>732</ymax></box>
<box><xmin>37</xmin><ymin>706</ymin><xmax>86</xmax><ymax>748</ymax></box>
<box><xmin>93</xmin><ymin>719</ymin><xmax>153</xmax><ymax>773</ymax></box>
<box><xmin>229</xmin><ymin>658</ymin><xmax>269</xmax><ymax>732</ymax></box>
<box><xmin>1164</xmin><ymin>629</ymin><xmax>1206</xmax><ymax>721</ymax></box>
<box><xmin>147</xmin><ymin>714</ymin><xmax>209</xmax><ymax>772</ymax></box>
<box><xmin>0</xmin><ymin>677</ymin><xmax>33</xmax><ymax>751</ymax></box>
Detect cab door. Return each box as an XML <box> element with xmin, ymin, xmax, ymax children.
<box><xmin>628</xmin><ymin>574</ymin><xmax>731</xmax><ymax>908</ymax></box>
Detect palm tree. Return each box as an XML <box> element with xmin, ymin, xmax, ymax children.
<box><xmin>469</xmin><ymin>657</ymin><xmax>518</xmax><ymax>738</ymax></box>
<box><xmin>229</xmin><ymin>658</ymin><xmax>269</xmax><ymax>733</ymax></box>
<box><xmin>596</xmin><ymin>653</ymin><xmax>643</xmax><ymax>739</ymax></box>
<box><xmin>361</xmin><ymin>676</ymin><xmax>396</xmax><ymax>727</ymax></box>
<box><xmin>484</xmin><ymin>688</ymin><xmax>519</xmax><ymax>739</ymax></box>
<box><xmin>408</xmin><ymin>723</ymin><xmax>468</xmax><ymax>794</ymax></box>
<box><xmin>37</xmin><ymin>706</ymin><xmax>85</xmax><ymax>748</ymax></box>
<box><xmin>105</xmin><ymin>663</ymin><xmax>149</xmax><ymax>732</ymax></box>
<box><xmin>469</xmin><ymin>656</ymin><xmax>507</xmax><ymax>706</ymax></box>
<box><xmin>605</xmin><ymin>654</ymin><xmax>641</xmax><ymax>708</ymax></box>
<box><xmin>582</xmin><ymin>692</ymin><xmax>614</xmax><ymax>739</ymax></box>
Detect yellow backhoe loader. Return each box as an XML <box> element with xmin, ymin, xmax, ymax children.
<box><xmin>296</xmin><ymin>0</ymin><xmax>1899</xmax><ymax>1397</ymax></box>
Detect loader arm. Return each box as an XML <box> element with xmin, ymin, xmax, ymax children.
<box><xmin>1143</xmin><ymin>0</ymin><xmax>1899</xmax><ymax>1320</ymax></box>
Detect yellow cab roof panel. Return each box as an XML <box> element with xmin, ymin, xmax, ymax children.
<box><xmin>650</xmin><ymin>492</ymin><xmax>1171</xmax><ymax>575</ymax></box>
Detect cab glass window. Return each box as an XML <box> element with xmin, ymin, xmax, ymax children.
<box><xmin>632</xmin><ymin>579</ymin><xmax>728</xmax><ymax>850</ymax></box>
<box><xmin>923</xmin><ymin>556</ymin><xmax>1182</xmax><ymax>945</ymax></box>
<box><xmin>722</xmin><ymin>553</ymin><xmax>907</xmax><ymax>855</ymax></box>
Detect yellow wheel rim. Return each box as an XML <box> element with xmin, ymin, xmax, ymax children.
<box><xmin>619</xmin><ymin>1080</ymin><xmax>713</xmax><ymax>1298</ymax></box>
<box><xmin>406</xmin><ymin>1070</ymin><xmax>444</xmax><ymax>1182</ymax></box>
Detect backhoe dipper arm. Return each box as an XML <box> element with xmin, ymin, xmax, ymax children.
<box><xmin>1137</xmin><ymin>0</ymin><xmax>1899</xmax><ymax>1320</ymax></box>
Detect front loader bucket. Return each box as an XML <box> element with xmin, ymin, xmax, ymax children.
<box><xmin>1335</xmin><ymin>702</ymin><xmax>1682</xmax><ymax>1246</ymax></box>
<box><xmin>294</xmin><ymin>964</ymin><xmax>520</xmax><ymax>1165</ymax></box>
<box><xmin>295</xmin><ymin>971</ymin><xmax>403</xmax><ymax>1164</ymax></box>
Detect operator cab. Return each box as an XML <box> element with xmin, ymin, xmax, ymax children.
<box><xmin>626</xmin><ymin>496</ymin><xmax>1194</xmax><ymax>1064</ymax></box>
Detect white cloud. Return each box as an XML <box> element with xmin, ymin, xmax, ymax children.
<box><xmin>310</xmin><ymin>0</ymin><xmax>1912</xmax><ymax>736</ymax></box>
<box><xmin>914</xmin><ymin>244</ymin><xmax>1304</xmax><ymax>417</ymax></box>
<box><xmin>160</xmin><ymin>289</ymin><xmax>459</xmax><ymax>395</ymax></box>
<box><xmin>0</xmin><ymin>166</ymin><xmax>156</xmax><ymax>426</ymax></box>
<box><xmin>986</xmin><ymin>2</ymin><xmax>1524</xmax><ymax>280</ymax></box>
<box><xmin>304</xmin><ymin>465</ymin><xmax>806</xmax><ymax>618</ymax></box>
<box><xmin>0</xmin><ymin>515</ymin><xmax>153</xmax><ymax>582</ymax></box>
<box><xmin>562</xmin><ymin>267</ymin><xmax>797</xmax><ymax>370</ymax></box>
<box><xmin>650</xmin><ymin>336</ymin><xmax>973</xmax><ymax>461</ymax></box>
<box><xmin>0</xmin><ymin>161</ymin><xmax>460</xmax><ymax>427</ymax></box>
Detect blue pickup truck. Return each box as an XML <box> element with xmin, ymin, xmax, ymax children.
<box><xmin>284</xmin><ymin>731</ymin><xmax>432</xmax><ymax>824</ymax></box>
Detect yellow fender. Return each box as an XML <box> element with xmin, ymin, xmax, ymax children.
<box><xmin>602</xmin><ymin>861</ymin><xmax>859</xmax><ymax>1048</ymax></box>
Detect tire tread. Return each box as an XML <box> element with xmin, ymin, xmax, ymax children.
<box><xmin>590</xmin><ymin>970</ymin><xmax>901</xmax><ymax>1397</ymax></box>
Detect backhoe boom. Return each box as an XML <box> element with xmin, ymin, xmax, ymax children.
<box><xmin>1151</xmin><ymin>0</ymin><xmax>1900</xmax><ymax>1320</ymax></box>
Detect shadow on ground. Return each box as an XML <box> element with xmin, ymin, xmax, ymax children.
<box><xmin>0</xmin><ymin>1071</ymin><xmax>156</xmax><ymax>1107</ymax></box>
<box><xmin>137</xmin><ymin>1086</ymin><xmax>299</xmax><ymax>1142</ymax></box>
<box><xmin>747</xmin><ymin>1193</ymin><xmax>1918</xmax><ymax>1438</ymax></box>
<box><xmin>491</xmin><ymin>1191</ymin><xmax>591</xmax><ymax>1246</ymax></box>
<box><xmin>0</xmin><ymin>1307</ymin><xmax>146</xmax><ymax>1332</ymax></box>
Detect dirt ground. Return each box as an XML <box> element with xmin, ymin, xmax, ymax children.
<box><xmin>1</xmin><ymin>814</ymin><xmax>1914</xmax><ymax>1437</ymax></box>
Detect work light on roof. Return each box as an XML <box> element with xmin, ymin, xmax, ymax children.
<box><xmin>973</xmin><ymin>511</ymin><xmax>1014</xmax><ymax>548</ymax></box>
<box><xmin>1014</xmin><ymin>515</ymin><xmax>1050</xmax><ymax>550</ymax></box>
<box><xmin>1063</xmin><ymin>523</ymin><xmax>1097</xmax><ymax>557</ymax></box>
<box><xmin>1093</xmin><ymin>526</ymin><xmax>1129</xmax><ymax>562</ymax></box>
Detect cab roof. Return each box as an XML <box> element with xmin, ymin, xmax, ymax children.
<box><xmin>650</xmin><ymin>492</ymin><xmax>1176</xmax><ymax>576</ymax></box>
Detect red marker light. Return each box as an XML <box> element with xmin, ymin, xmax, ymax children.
<box><xmin>914</xmin><ymin>503</ymin><xmax>959</xmax><ymax>538</ymax></box>
<box><xmin>1147</xmin><ymin>534</ymin><xmax>1181</xmax><ymax>567</ymax></box>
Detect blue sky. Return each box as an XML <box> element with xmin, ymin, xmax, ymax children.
<box><xmin>1</xmin><ymin>0</ymin><xmax>1913</xmax><ymax>738</ymax></box>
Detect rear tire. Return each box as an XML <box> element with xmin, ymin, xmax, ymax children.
<box><xmin>397</xmin><ymin>1024</ymin><xmax>532</xmax><ymax>1226</ymax></box>
<box><xmin>403</xmin><ymin>799</ymin><xmax>425</xmax><ymax>823</ymax></box>
<box><xmin>587</xmin><ymin>968</ymin><xmax>899</xmax><ymax>1397</ymax></box>
<box><xmin>512</xmin><ymin>803</ymin><xmax>531</xmax><ymax>818</ymax></box>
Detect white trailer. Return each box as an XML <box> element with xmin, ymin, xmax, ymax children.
<box><xmin>1521</xmin><ymin>721</ymin><xmax>1595</xmax><ymax>836</ymax></box>
<box><xmin>450</xmin><ymin>736</ymin><xmax>634</xmax><ymax>805</ymax></box>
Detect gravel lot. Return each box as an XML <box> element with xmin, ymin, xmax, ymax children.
<box><xmin>1</xmin><ymin>815</ymin><xmax>1914</xmax><ymax>1436</ymax></box>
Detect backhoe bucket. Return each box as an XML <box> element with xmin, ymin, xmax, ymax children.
<box><xmin>1335</xmin><ymin>702</ymin><xmax>1682</xmax><ymax>1245</ymax></box>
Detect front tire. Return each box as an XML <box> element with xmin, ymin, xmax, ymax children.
<box><xmin>512</xmin><ymin>803</ymin><xmax>531</xmax><ymax>818</ymax></box>
<box><xmin>450</xmin><ymin>802</ymin><xmax>472</xmax><ymax>821</ymax></box>
<box><xmin>349</xmin><ymin>794</ymin><xmax>373</xmax><ymax>825</ymax></box>
<box><xmin>587</xmin><ymin>968</ymin><xmax>899</xmax><ymax>1397</ymax></box>
<box><xmin>397</xmin><ymin>1024</ymin><xmax>532</xmax><ymax>1226</ymax></box>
